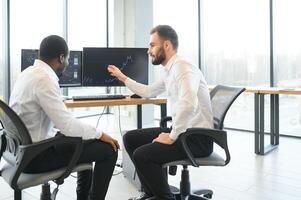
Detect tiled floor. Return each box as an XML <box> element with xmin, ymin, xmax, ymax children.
<box><xmin>1</xmin><ymin>124</ymin><xmax>301</xmax><ymax>199</ymax></box>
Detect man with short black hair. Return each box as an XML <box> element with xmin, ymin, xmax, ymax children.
<box><xmin>108</xmin><ymin>25</ymin><xmax>213</xmax><ymax>200</ymax></box>
<box><xmin>10</xmin><ymin>35</ymin><xmax>119</xmax><ymax>200</ymax></box>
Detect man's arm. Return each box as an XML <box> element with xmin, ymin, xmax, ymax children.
<box><xmin>35</xmin><ymin>76</ymin><xmax>120</xmax><ymax>150</ymax></box>
<box><xmin>100</xmin><ymin>133</ymin><xmax>120</xmax><ymax>151</ymax></box>
<box><xmin>108</xmin><ymin>65</ymin><xmax>165</xmax><ymax>98</ymax></box>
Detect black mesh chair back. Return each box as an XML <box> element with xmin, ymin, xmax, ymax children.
<box><xmin>210</xmin><ymin>85</ymin><xmax>246</xmax><ymax>130</ymax></box>
<box><xmin>0</xmin><ymin>100</ymin><xmax>32</xmax><ymax>165</ymax></box>
<box><xmin>0</xmin><ymin>99</ymin><xmax>91</xmax><ymax>200</ymax></box>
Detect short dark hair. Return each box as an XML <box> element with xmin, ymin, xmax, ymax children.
<box><xmin>39</xmin><ymin>35</ymin><xmax>69</xmax><ymax>60</ymax></box>
<box><xmin>150</xmin><ymin>25</ymin><xmax>178</xmax><ymax>50</ymax></box>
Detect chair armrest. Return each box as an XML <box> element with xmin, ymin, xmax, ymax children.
<box><xmin>0</xmin><ymin>131</ymin><xmax>6</xmax><ymax>175</ymax></box>
<box><xmin>160</xmin><ymin>116</ymin><xmax>172</xmax><ymax>128</ymax></box>
<box><xmin>10</xmin><ymin>134</ymin><xmax>83</xmax><ymax>188</ymax></box>
<box><xmin>179</xmin><ymin>128</ymin><xmax>230</xmax><ymax>167</ymax></box>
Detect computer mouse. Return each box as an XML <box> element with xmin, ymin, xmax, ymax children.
<box><xmin>130</xmin><ymin>94</ymin><xmax>142</xmax><ymax>98</ymax></box>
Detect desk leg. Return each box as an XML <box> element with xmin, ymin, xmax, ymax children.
<box><xmin>275</xmin><ymin>94</ymin><xmax>279</xmax><ymax>145</ymax></box>
<box><xmin>255</xmin><ymin>93</ymin><xmax>279</xmax><ymax>155</ymax></box>
<box><xmin>259</xmin><ymin>94</ymin><xmax>265</xmax><ymax>155</ymax></box>
<box><xmin>271</xmin><ymin>94</ymin><xmax>275</xmax><ymax>145</ymax></box>
<box><xmin>261</xmin><ymin>93</ymin><xmax>279</xmax><ymax>154</ymax></box>
<box><xmin>160</xmin><ymin>103</ymin><xmax>167</xmax><ymax>128</ymax></box>
<box><xmin>270</xmin><ymin>94</ymin><xmax>279</xmax><ymax>146</ymax></box>
<box><xmin>137</xmin><ymin>105</ymin><xmax>142</xmax><ymax>129</ymax></box>
<box><xmin>254</xmin><ymin>93</ymin><xmax>265</xmax><ymax>155</ymax></box>
<box><xmin>254</xmin><ymin>93</ymin><xmax>260</xmax><ymax>154</ymax></box>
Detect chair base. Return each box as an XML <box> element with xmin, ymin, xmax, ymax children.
<box><xmin>173</xmin><ymin>190</ymin><xmax>212</xmax><ymax>200</ymax></box>
<box><xmin>40</xmin><ymin>183</ymin><xmax>51</xmax><ymax>200</ymax></box>
<box><xmin>40</xmin><ymin>183</ymin><xmax>59</xmax><ymax>200</ymax></box>
<box><xmin>170</xmin><ymin>165</ymin><xmax>213</xmax><ymax>200</ymax></box>
<box><xmin>14</xmin><ymin>190</ymin><xmax>21</xmax><ymax>200</ymax></box>
<box><xmin>193</xmin><ymin>189</ymin><xmax>213</xmax><ymax>199</ymax></box>
<box><xmin>173</xmin><ymin>191</ymin><xmax>211</xmax><ymax>200</ymax></box>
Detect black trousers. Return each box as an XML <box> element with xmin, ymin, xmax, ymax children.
<box><xmin>123</xmin><ymin>127</ymin><xmax>213</xmax><ymax>200</ymax></box>
<box><xmin>25</xmin><ymin>138</ymin><xmax>118</xmax><ymax>200</ymax></box>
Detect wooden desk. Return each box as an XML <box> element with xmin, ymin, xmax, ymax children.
<box><xmin>278</xmin><ymin>88</ymin><xmax>301</xmax><ymax>95</ymax></box>
<box><xmin>64</xmin><ymin>97</ymin><xmax>168</xmax><ymax>129</ymax></box>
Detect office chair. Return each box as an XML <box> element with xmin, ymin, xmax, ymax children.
<box><xmin>161</xmin><ymin>85</ymin><xmax>245</xmax><ymax>200</ymax></box>
<box><xmin>0</xmin><ymin>100</ymin><xmax>92</xmax><ymax>200</ymax></box>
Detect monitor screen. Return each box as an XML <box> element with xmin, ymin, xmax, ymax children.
<box><xmin>21</xmin><ymin>49</ymin><xmax>82</xmax><ymax>87</ymax></box>
<box><xmin>82</xmin><ymin>47</ymin><xmax>148</xmax><ymax>86</ymax></box>
<box><xmin>21</xmin><ymin>49</ymin><xmax>39</xmax><ymax>71</ymax></box>
<box><xmin>59</xmin><ymin>51</ymin><xmax>82</xmax><ymax>87</ymax></box>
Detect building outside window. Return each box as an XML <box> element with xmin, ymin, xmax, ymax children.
<box><xmin>10</xmin><ymin>0</ymin><xmax>63</xmax><ymax>90</ymax></box>
<box><xmin>201</xmin><ymin>0</ymin><xmax>270</xmax><ymax>131</ymax></box>
<box><xmin>0</xmin><ymin>1</ymin><xmax>4</xmax><ymax>100</ymax></box>
<box><xmin>274</xmin><ymin>0</ymin><xmax>301</xmax><ymax>137</ymax></box>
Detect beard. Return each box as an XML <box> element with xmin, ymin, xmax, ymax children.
<box><xmin>151</xmin><ymin>47</ymin><xmax>166</xmax><ymax>65</ymax></box>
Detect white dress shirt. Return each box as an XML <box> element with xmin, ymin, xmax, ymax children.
<box><xmin>125</xmin><ymin>54</ymin><xmax>213</xmax><ymax>140</ymax></box>
<box><xmin>9</xmin><ymin>59</ymin><xmax>102</xmax><ymax>142</ymax></box>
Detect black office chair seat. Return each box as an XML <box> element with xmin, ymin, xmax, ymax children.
<box><xmin>1</xmin><ymin>163</ymin><xmax>92</xmax><ymax>190</ymax></box>
<box><xmin>163</xmin><ymin>152</ymin><xmax>226</xmax><ymax>168</ymax></box>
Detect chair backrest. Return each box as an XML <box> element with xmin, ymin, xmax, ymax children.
<box><xmin>210</xmin><ymin>85</ymin><xmax>246</xmax><ymax>130</ymax></box>
<box><xmin>0</xmin><ymin>100</ymin><xmax>32</xmax><ymax>165</ymax></box>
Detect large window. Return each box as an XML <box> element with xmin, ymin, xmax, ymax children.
<box><xmin>67</xmin><ymin>0</ymin><xmax>108</xmax><ymax>116</ymax></box>
<box><xmin>274</xmin><ymin>0</ymin><xmax>301</xmax><ymax>137</ymax></box>
<box><xmin>67</xmin><ymin>0</ymin><xmax>107</xmax><ymax>97</ymax></box>
<box><xmin>67</xmin><ymin>0</ymin><xmax>107</xmax><ymax>50</ymax></box>
<box><xmin>201</xmin><ymin>0</ymin><xmax>270</xmax><ymax>130</ymax></box>
<box><xmin>10</xmin><ymin>0</ymin><xmax>63</xmax><ymax>89</ymax></box>
<box><xmin>0</xmin><ymin>2</ymin><xmax>4</xmax><ymax>100</ymax></box>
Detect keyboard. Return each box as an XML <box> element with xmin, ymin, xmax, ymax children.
<box><xmin>72</xmin><ymin>94</ymin><xmax>126</xmax><ymax>101</ymax></box>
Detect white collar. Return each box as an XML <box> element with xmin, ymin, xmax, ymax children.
<box><xmin>33</xmin><ymin>59</ymin><xmax>59</xmax><ymax>82</ymax></box>
<box><xmin>164</xmin><ymin>54</ymin><xmax>178</xmax><ymax>72</ymax></box>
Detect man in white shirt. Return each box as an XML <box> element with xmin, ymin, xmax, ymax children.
<box><xmin>108</xmin><ymin>25</ymin><xmax>213</xmax><ymax>200</ymax></box>
<box><xmin>10</xmin><ymin>35</ymin><xmax>119</xmax><ymax>200</ymax></box>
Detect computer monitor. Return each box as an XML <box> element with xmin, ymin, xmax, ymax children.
<box><xmin>59</xmin><ymin>51</ymin><xmax>82</xmax><ymax>87</ymax></box>
<box><xmin>21</xmin><ymin>49</ymin><xmax>82</xmax><ymax>87</ymax></box>
<box><xmin>82</xmin><ymin>47</ymin><xmax>148</xmax><ymax>86</ymax></box>
<box><xmin>21</xmin><ymin>49</ymin><xmax>39</xmax><ymax>71</ymax></box>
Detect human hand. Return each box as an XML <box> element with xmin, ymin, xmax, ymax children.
<box><xmin>107</xmin><ymin>65</ymin><xmax>128</xmax><ymax>82</ymax></box>
<box><xmin>99</xmin><ymin>133</ymin><xmax>120</xmax><ymax>151</ymax></box>
<box><xmin>153</xmin><ymin>132</ymin><xmax>175</xmax><ymax>145</ymax></box>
